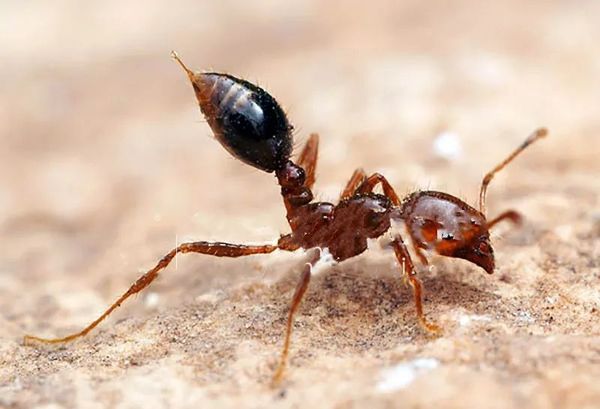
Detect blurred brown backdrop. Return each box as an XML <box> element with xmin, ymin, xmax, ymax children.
<box><xmin>1</xmin><ymin>1</ymin><xmax>599</xmax><ymax>408</ymax></box>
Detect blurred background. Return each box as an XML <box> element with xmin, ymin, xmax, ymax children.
<box><xmin>2</xmin><ymin>0</ymin><xmax>598</xmax><ymax>277</ymax></box>
<box><xmin>1</xmin><ymin>1</ymin><xmax>599</xmax><ymax>408</ymax></box>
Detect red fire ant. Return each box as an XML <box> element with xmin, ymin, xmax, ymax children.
<box><xmin>24</xmin><ymin>52</ymin><xmax>548</xmax><ymax>385</ymax></box>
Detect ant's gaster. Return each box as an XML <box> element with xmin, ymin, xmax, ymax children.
<box><xmin>24</xmin><ymin>52</ymin><xmax>548</xmax><ymax>385</ymax></box>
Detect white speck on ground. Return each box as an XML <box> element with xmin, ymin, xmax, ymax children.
<box><xmin>458</xmin><ymin>313</ymin><xmax>493</xmax><ymax>327</ymax></box>
<box><xmin>515</xmin><ymin>310</ymin><xmax>535</xmax><ymax>325</ymax></box>
<box><xmin>376</xmin><ymin>358</ymin><xmax>440</xmax><ymax>393</ymax></box>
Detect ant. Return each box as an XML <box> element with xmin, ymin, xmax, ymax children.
<box><xmin>24</xmin><ymin>51</ymin><xmax>548</xmax><ymax>385</ymax></box>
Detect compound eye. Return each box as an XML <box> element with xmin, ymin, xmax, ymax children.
<box><xmin>441</xmin><ymin>232</ymin><xmax>455</xmax><ymax>241</ymax></box>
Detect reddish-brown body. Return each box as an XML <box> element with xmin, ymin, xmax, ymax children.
<box><xmin>297</xmin><ymin>193</ymin><xmax>392</xmax><ymax>261</ymax></box>
<box><xmin>279</xmin><ymin>170</ymin><xmax>393</xmax><ymax>262</ymax></box>
<box><xmin>24</xmin><ymin>52</ymin><xmax>548</xmax><ymax>386</ymax></box>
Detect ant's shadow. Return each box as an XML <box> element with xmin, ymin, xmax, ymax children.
<box><xmin>270</xmin><ymin>255</ymin><xmax>500</xmax><ymax>345</ymax></box>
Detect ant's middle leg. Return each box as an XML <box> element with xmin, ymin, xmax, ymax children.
<box><xmin>24</xmin><ymin>240</ymin><xmax>282</xmax><ymax>346</ymax></box>
<box><xmin>355</xmin><ymin>173</ymin><xmax>401</xmax><ymax>205</ymax></box>
<box><xmin>339</xmin><ymin>168</ymin><xmax>367</xmax><ymax>201</ymax></box>
<box><xmin>297</xmin><ymin>133</ymin><xmax>319</xmax><ymax>190</ymax></box>
<box><xmin>390</xmin><ymin>237</ymin><xmax>441</xmax><ymax>334</ymax></box>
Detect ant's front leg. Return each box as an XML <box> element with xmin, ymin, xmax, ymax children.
<box><xmin>297</xmin><ymin>133</ymin><xmax>319</xmax><ymax>190</ymax></box>
<box><xmin>24</xmin><ymin>240</ymin><xmax>283</xmax><ymax>345</ymax></box>
<box><xmin>390</xmin><ymin>237</ymin><xmax>441</xmax><ymax>334</ymax></box>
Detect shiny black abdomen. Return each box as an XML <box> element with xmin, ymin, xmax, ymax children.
<box><xmin>200</xmin><ymin>73</ymin><xmax>293</xmax><ymax>173</ymax></box>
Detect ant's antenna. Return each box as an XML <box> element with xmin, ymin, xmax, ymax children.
<box><xmin>479</xmin><ymin>128</ymin><xmax>548</xmax><ymax>215</ymax></box>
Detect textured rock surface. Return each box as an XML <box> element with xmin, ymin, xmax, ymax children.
<box><xmin>1</xmin><ymin>1</ymin><xmax>599</xmax><ymax>408</ymax></box>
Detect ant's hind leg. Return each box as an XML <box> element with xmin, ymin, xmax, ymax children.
<box><xmin>272</xmin><ymin>251</ymin><xmax>320</xmax><ymax>386</ymax></box>
<box><xmin>339</xmin><ymin>168</ymin><xmax>367</xmax><ymax>201</ymax></box>
<box><xmin>390</xmin><ymin>238</ymin><xmax>441</xmax><ymax>334</ymax></box>
<box><xmin>24</xmin><ymin>241</ymin><xmax>280</xmax><ymax>346</ymax></box>
<box><xmin>297</xmin><ymin>133</ymin><xmax>319</xmax><ymax>190</ymax></box>
<box><xmin>487</xmin><ymin>210</ymin><xmax>522</xmax><ymax>229</ymax></box>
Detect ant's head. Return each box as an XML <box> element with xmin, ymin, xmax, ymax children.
<box><xmin>172</xmin><ymin>52</ymin><xmax>293</xmax><ymax>173</ymax></box>
<box><xmin>435</xmin><ymin>210</ymin><xmax>495</xmax><ymax>274</ymax></box>
<box><xmin>401</xmin><ymin>128</ymin><xmax>547</xmax><ymax>274</ymax></box>
<box><xmin>403</xmin><ymin>192</ymin><xmax>496</xmax><ymax>274</ymax></box>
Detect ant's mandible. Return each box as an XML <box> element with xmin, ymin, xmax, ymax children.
<box><xmin>24</xmin><ymin>52</ymin><xmax>548</xmax><ymax>385</ymax></box>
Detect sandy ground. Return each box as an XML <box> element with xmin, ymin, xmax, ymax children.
<box><xmin>1</xmin><ymin>1</ymin><xmax>599</xmax><ymax>408</ymax></box>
